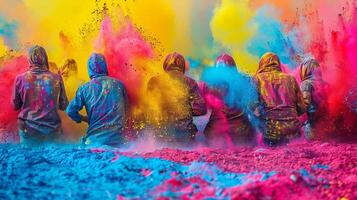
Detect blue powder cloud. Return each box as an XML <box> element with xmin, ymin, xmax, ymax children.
<box><xmin>201</xmin><ymin>65</ymin><xmax>258</xmax><ymax>112</ymax></box>
<box><xmin>247</xmin><ymin>6</ymin><xmax>304</xmax><ymax>69</ymax></box>
<box><xmin>0</xmin><ymin>15</ymin><xmax>18</xmax><ymax>49</ymax></box>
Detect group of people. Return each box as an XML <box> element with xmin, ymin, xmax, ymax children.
<box><xmin>11</xmin><ymin>45</ymin><xmax>325</xmax><ymax>147</ymax></box>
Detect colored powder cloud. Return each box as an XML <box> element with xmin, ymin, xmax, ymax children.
<box><xmin>96</xmin><ymin>17</ymin><xmax>197</xmax><ymax>134</ymax></box>
<box><xmin>201</xmin><ymin>65</ymin><xmax>258</xmax><ymax>112</ymax></box>
<box><xmin>246</xmin><ymin>5</ymin><xmax>304</xmax><ymax>69</ymax></box>
<box><xmin>0</xmin><ymin>56</ymin><xmax>28</xmax><ymax>142</ymax></box>
<box><xmin>0</xmin><ymin>15</ymin><xmax>18</xmax><ymax>49</ymax></box>
<box><xmin>210</xmin><ymin>0</ymin><xmax>259</xmax><ymax>74</ymax></box>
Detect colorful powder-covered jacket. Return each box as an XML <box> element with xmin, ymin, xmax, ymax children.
<box><xmin>147</xmin><ymin>52</ymin><xmax>207</xmax><ymax>141</ymax></box>
<box><xmin>203</xmin><ymin>54</ymin><xmax>255</xmax><ymax>144</ymax></box>
<box><xmin>66</xmin><ymin>54</ymin><xmax>129</xmax><ymax>146</ymax></box>
<box><xmin>148</xmin><ymin>71</ymin><xmax>207</xmax><ymax>141</ymax></box>
<box><xmin>12</xmin><ymin>46</ymin><xmax>68</xmax><ymax>135</ymax></box>
<box><xmin>300</xmin><ymin>59</ymin><xmax>327</xmax><ymax>121</ymax></box>
<box><xmin>203</xmin><ymin>87</ymin><xmax>255</xmax><ymax>144</ymax></box>
<box><xmin>255</xmin><ymin>53</ymin><xmax>306</xmax><ymax>121</ymax></box>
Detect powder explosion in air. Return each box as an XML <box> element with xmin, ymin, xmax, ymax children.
<box><xmin>0</xmin><ymin>0</ymin><xmax>356</xmax><ymax>199</ymax></box>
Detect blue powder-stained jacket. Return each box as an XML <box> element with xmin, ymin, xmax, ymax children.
<box><xmin>66</xmin><ymin>54</ymin><xmax>128</xmax><ymax>146</ymax></box>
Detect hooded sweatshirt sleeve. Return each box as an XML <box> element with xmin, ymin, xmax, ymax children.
<box><xmin>12</xmin><ymin>75</ymin><xmax>23</xmax><ymax>111</ymax></box>
<box><xmin>300</xmin><ymin>81</ymin><xmax>313</xmax><ymax>109</ymax></box>
<box><xmin>66</xmin><ymin>87</ymin><xmax>85</xmax><ymax>123</ymax></box>
<box><xmin>121</xmin><ymin>83</ymin><xmax>129</xmax><ymax>118</ymax></box>
<box><xmin>294</xmin><ymin>78</ymin><xmax>307</xmax><ymax>116</ymax></box>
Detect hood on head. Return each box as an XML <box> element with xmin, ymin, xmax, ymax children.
<box><xmin>300</xmin><ymin>58</ymin><xmax>322</xmax><ymax>81</ymax></box>
<box><xmin>216</xmin><ymin>53</ymin><xmax>236</xmax><ymax>68</ymax></box>
<box><xmin>257</xmin><ymin>52</ymin><xmax>281</xmax><ymax>74</ymax></box>
<box><xmin>88</xmin><ymin>53</ymin><xmax>108</xmax><ymax>79</ymax></box>
<box><xmin>60</xmin><ymin>59</ymin><xmax>78</xmax><ymax>77</ymax></box>
<box><xmin>163</xmin><ymin>52</ymin><xmax>186</xmax><ymax>74</ymax></box>
<box><xmin>28</xmin><ymin>45</ymin><xmax>49</xmax><ymax>69</ymax></box>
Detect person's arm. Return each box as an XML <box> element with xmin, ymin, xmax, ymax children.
<box><xmin>58</xmin><ymin>76</ymin><xmax>69</xmax><ymax>111</ymax></box>
<box><xmin>123</xmin><ymin>85</ymin><xmax>130</xmax><ymax>117</ymax></box>
<box><xmin>11</xmin><ymin>76</ymin><xmax>23</xmax><ymax>111</ymax></box>
<box><xmin>190</xmin><ymin>80</ymin><xmax>207</xmax><ymax>116</ymax></box>
<box><xmin>295</xmin><ymin>79</ymin><xmax>307</xmax><ymax>116</ymax></box>
<box><xmin>251</xmin><ymin>77</ymin><xmax>262</xmax><ymax>117</ymax></box>
<box><xmin>301</xmin><ymin>82</ymin><xmax>312</xmax><ymax>109</ymax></box>
<box><xmin>66</xmin><ymin>87</ymin><xmax>86</xmax><ymax>123</ymax></box>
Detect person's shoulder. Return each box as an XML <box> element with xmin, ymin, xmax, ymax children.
<box><xmin>147</xmin><ymin>74</ymin><xmax>162</xmax><ymax>85</ymax></box>
<box><xmin>108</xmin><ymin>77</ymin><xmax>126</xmax><ymax>88</ymax></box>
<box><xmin>281</xmin><ymin>72</ymin><xmax>296</xmax><ymax>81</ymax></box>
<box><xmin>254</xmin><ymin>73</ymin><xmax>264</xmax><ymax>81</ymax></box>
<box><xmin>15</xmin><ymin>70</ymin><xmax>30</xmax><ymax>81</ymax></box>
<box><xmin>16</xmin><ymin>71</ymin><xmax>28</xmax><ymax>78</ymax></box>
<box><xmin>115</xmin><ymin>79</ymin><xmax>126</xmax><ymax>88</ymax></box>
<box><xmin>79</xmin><ymin>81</ymin><xmax>91</xmax><ymax>89</ymax></box>
<box><xmin>185</xmin><ymin>75</ymin><xmax>198</xmax><ymax>84</ymax></box>
<box><xmin>54</xmin><ymin>73</ymin><xmax>63</xmax><ymax>79</ymax></box>
<box><xmin>47</xmin><ymin>71</ymin><xmax>63</xmax><ymax>81</ymax></box>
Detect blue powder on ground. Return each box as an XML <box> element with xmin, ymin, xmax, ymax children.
<box><xmin>0</xmin><ymin>144</ymin><xmax>275</xmax><ymax>199</ymax></box>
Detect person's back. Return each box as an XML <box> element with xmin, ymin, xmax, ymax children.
<box><xmin>300</xmin><ymin>59</ymin><xmax>328</xmax><ymax>139</ymax></box>
<box><xmin>255</xmin><ymin>52</ymin><xmax>305</xmax><ymax>146</ymax></box>
<box><xmin>147</xmin><ymin>52</ymin><xmax>206</xmax><ymax>143</ymax></box>
<box><xmin>256</xmin><ymin>71</ymin><xmax>303</xmax><ymax>120</ymax></box>
<box><xmin>66</xmin><ymin>53</ymin><xmax>128</xmax><ymax>146</ymax></box>
<box><xmin>204</xmin><ymin>54</ymin><xmax>255</xmax><ymax>145</ymax></box>
<box><xmin>12</xmin><ymin>46</ymin><xmax>68</xmax><ymax>144</ymax></box>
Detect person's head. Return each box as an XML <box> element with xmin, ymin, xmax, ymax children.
<box><xmin>257</xmin><ymin>52</ymin><xmax>281</xmax><ymax>74</ymax></box>
<box><xmin>215</xmin><ymin>53</ymin><xmax>236</xmax><ymax>68</ymax></box>
<box><xmin>48</xmin><ymin>62</ymin><xmax>59</xmax><ymax>74</ymax></box>
<box><xmin>300</xmin><ymin>58</ymin><xmax>322</xmax><ymax>81</ymax></box>
<box><xmin>163</xmin><ymin>52</ymin><xmax>186</xmax><ymax>74</ymax></box>
<box><xmin>88</xmin><ymin>53</ymin><xmax>108</xmax><ymax>79</ymax></box>
<box><xmin>60</xmin><ymin>59</ymin><xmax>78</xmax><ymax>78</ymax></box>
<box><xmin>28</xmin><ymin>45</ymin><xmax>48</xmax><ymax>69</ymax></box>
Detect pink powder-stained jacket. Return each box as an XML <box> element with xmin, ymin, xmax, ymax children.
<box><xmin>12</xmin><ymin>46</ymin><xmax>68</xmax><ymax>135</ymax></box>
<box><xmin>204</xmin><ymin>88</ymin><xmax>255</xmax><ymax>144</ymax></box>
<box><xmin>255</xmin><ymin>53</ymin><xmax>306</xmax><ymax>140</ymax></box>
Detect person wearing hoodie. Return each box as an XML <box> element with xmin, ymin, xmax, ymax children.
<box><xmin>255</xmin><ymin>52</ymin><xmax>306</xmax><ymax>146</ymax></box>
<box><xmin>300</xmin><ymin>58</ymin><xmax>327</xmax><ymax>140</ymax></box>
<box><xmin>12</xmin><ymin>45</ymin><xmax>68</xmax><ymax>144</ymax></box>
<box><xmin>204</xmin><ymin>53</ymin><xmax>255</xmax><ymax>145</ymax></box>
<box><xmin>66</xmin><ymin>53</ymin><xmax>129</xmax><ymax>147</ymax></box>
<box><xmin>147</xmin><ymin>52</ymin><xmax>207</xmax><ymax>144</ymax></box>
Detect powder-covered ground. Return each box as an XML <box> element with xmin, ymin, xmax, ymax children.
<box><xmin>1</xmin><ymin>141</ymin><xmax>356</xmax><ymax>200</ymax></box>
